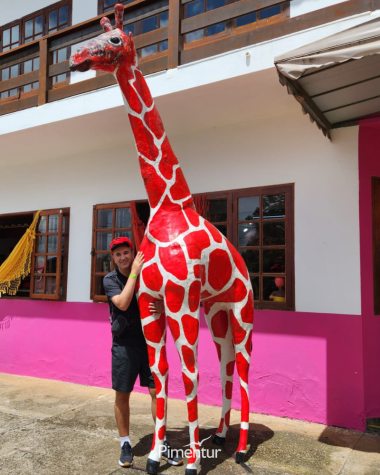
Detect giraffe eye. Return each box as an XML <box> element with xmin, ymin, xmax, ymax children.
<box><xmin>110</xmin><ymin>36</ymin><xmax>121</xmax><ymax>45</ymax></box>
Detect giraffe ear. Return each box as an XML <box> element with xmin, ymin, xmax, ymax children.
<box><xmin>114</xmin><ymin>3</ymin><xmax>124</xmax><ymax>30</ymax></box>
<box><xmin>127</xmin><ymin>31</ymin><xmax>137</xmax><ymax>60</ymax></box>
<box><xmin>100</xmin><ymin>17</ymin><xmax>113</xmax><ymax>32</ymax></box>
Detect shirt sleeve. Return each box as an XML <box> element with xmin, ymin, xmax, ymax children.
<box><xmin>103</xmin><ymin>275</ymin><xmax>121</xmax><ymax>300</ymax></box>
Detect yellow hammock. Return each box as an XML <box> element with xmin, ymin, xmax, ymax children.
<box><xmin>0</xmin><ymin>211</ymin><xmax>41</xmax><ymax>297</ymax></box>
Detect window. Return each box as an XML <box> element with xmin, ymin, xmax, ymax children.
<box><xmin>0</xmin><ymin>209</ymin><xmax>70</xmax><ymax>300</ymax></box>
<box><xmin>372</xmin><ymin>177</ymin><xmax>380</xmax><ymax>315</ymax></box>
<box><xmin>98</xmin><ymin>0</ymin><xmax>136</xmax><ymax>14</ymax></box>
<box><xmin>91</xmin><ymin>201</ymin><xmax>150</xmax><ymax>301</ymax></box>
<box><xmin>201</xmin><ymin>184</ymin><xmax>294</xmax><ymax>310</ymax></box>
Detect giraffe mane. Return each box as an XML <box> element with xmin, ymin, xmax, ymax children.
<box><xmin>100</xmin><ymin>3</ymin><xmax>124</xmax><ymax>33</ymax></box>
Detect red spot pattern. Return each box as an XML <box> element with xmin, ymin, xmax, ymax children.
<box><xmin>167</xmin><ymin>316</ymin><xmax>180</xmax><ymax>341</ymax></box>
<box><xmin>157</xmin><ymin>397</ymin><xmax>165</xmax><ymax>420</ymax></box>
<box><xmin>142</xmin><ymin>263</ymin><xmax>163</xmax><ymax>292</ymax></box>
<box><xmin>241</xmin><ymin>387</ymin><xmax>249</xmax><ymax>423</ymax></box>
<box><xmin>194</xmin><ymin>264</ymin><xmax>206</xmax><ymax>285</ymax></box>
<box><xmin>144</xmin><ymin>106</ymin><xmax>164</xmax><ymax>140</ymax></box>
<box><xmin>237</xmin><ymin>429</ymin><xmax>248</xmax><ymax>453</ymax></box>
<box><xmin>225</xmin><ymin>381</ymin><xmax>233</xmax><ymax>399</ymax></box>
<box><xmin>158</xmin><ymin>346</ymin><xmax>168</xmax><ymax>376</ymax></box>
<box><xmin>184</xmin><ymin>206</ymin><xmax>200</xmax><ymax>227</ymax></box>
<box><xmin>182</xmin><ymin>345</ymin><xmax>195</xmax><ymax>373</ymax></box>
<box><xmin>236</xmin><ymin>352</ymin><xmax>249</xmax><ymax>384</ymax></box>
<box><xmin>165</xmin><ymin>280</ymin><xmax>185</xmax><ymax>313</ymax></box>
<box><xmin>182</xmin><ymin>372</ymin><xmax>194</xmax><ymax>396</ymax></box>
<box><xmin>208</xmin><ymin>250</ymin><xmax>232</xmax><ymax>291</ymax></box>
<box><xmin>139</xmin><ymin>158</ymin><xmax>166</xmax><ymax>208</ymax></box>
<box><xmin>188</xmin><ymin>281</ymin><xmax>201</xmax><ymax>313</ymax></box>
<box><xmin>182</xmin><ymin>314</ymin><xmax>199</xmax><ymax>346</ymax></box>
<box><xmin>130</xmin><ymin>115</ymin><xmax>158</xmax><ymax>160</ymax></box>
<box><xmin>211</xmin><ymin>310</ymin><xmax>229</xmax><ymax>339</ymax></box>
<box><xmin>201</xmin><ymin>290</ymin><xmax>212</xmax><ymax>301</ymax></box>
<box><xmin>149</xmin><ymin>196</ymin><xmax>189</xmax><ymax>242</ymax></box>
<box><xmin>139</xmin><ymin>236</ymin><xmax>156</xmax><ymax>262</ymax></box>
<box><xmin>225</xmin><ymin>409</ymin><xmax>231</xmax><ymax>427</ymax></box>
<box><xmin>226</xmin><ymin>361</ymin><xmax>235</xmax><ymax>377</ymax></box>
<box><xmin>245</xmin><ymin>330</ymin><xmax>252</xmax><ymax>356</ymax></box>
<box><xmin>123</xmin><ymin>81</ymin><xmax>142</xmax><ymax>114</ymax></box>
<box><xmin>184</xmin><ymin>231</ymin><xmax>210</xmax><ymax>260</ymax></box>
<box><xmin>144</xmin><ymin>314</ymin><xmax>165</xmax><ymax>343</ymax></box>
<box><xmin>158</xmin><ymin>425</ymin><xmax>166</xmax><ymax>440</ymax></box>
<box><xmin>133</xmin><ymin>69</ymin><xmax>153</xmax><ymax>108</ymax></box>
<box><xmin>214</xmin><ymin>342</ymin><xmax>221</xmax><ymax>361</ymax></box>
<box><xmin>170</xmin><ymin>168</ymin><xmax>191</xmax><ymax>201</ymax></box>
<box><xmin>230</xmin><ymin>310</ymin><xmax>246</xmax><ymax>345</ymax></box>
<box><xmin>152</xmin><ymin>431</ymin><xmax>156</xmax><ymax>450</ymax></box>
<box><xmin>225</xmin><ymin>239</ymin><xmax>248</xmax><ymax>279</ymax></box>
<box><xmin>146</xmin><ymin>345</ymin><xmax>156</xmax><ymax>367</ymax></box>
<box><xmin>217</xmin><ymin>418</ymin><xmax>224</xmax><ymax>433</ymax></box>
<box><xmin>204</xmin><ymin>220</ymin><xmax>223</xmax><ymax>243</ymax></box>
<box><xmin>138</xmin><ymin>292</ymin><xmax>158</xmax><ymax>319</ymax></box>
<box><xmin>187</xmin><ymin>396</ymin><xmax>198</xmax><ymax>422</ymax></box>
<box><xmin>159</xmin><ymin>138</ymin><xmax>177</xmax><ymax>180</ymax></box>
<box><xmin>194</xmin><ymin>427</ymin><xmax>199</xmax><ymax>444</ymax></box>
<box><xmin>159</xmin><ymin>242</ymin><xmax>188</xmax><ymax>280</ymax></box>
<box><xmin>188</xmin><ymin>448</ymin><xmax>196</xmax><ymax>464</ymax></box>
<box><xmin>153</xmin><ymin>373</ymin><xmax>162</xmax><ymax>394</ymax></box>
<box><xmin>207</xmin><ymin>278</ymin><xmax>247</xmax><ymax>304</ymax></box>
<box><xmin>241</xmin><ymin>291</ymin><xmax>254</xmax><ymax>324</ymax></box>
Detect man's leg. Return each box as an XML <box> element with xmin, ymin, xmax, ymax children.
<box><xmin>115</xmin><ymin>391</ymin><xmax>131</xmax><ymax>436</ymax></box>
<box><xmin>149</xmin><ymin>386</ymin><xmax>157</xmax><ymax>423</ymax></box>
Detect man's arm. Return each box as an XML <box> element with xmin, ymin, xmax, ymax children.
<box><xmin>111</xmin><ymin>252</ymin><xmax>144</xmax><ymax>311</ymax></box>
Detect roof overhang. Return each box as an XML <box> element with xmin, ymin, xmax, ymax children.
<box><xmin>274</xmin><ymin>17</ymin><xmax>380</xmax><ymax>139</ymax></box>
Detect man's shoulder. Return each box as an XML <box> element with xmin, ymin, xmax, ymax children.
<box><xmin>103</xmin><ymin>269</ymin><xmax>119</xmax><ymax>289</ymax></box>
<box><xmin>104</xmin><ymin>269</ymin><xmax>118</xmax><ymax>281</ymax></box>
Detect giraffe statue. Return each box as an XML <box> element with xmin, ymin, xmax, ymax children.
<box><xmin>70</xmin><ymin>5</ymin><xmax>254</xmax><ymax>474</ymax></box>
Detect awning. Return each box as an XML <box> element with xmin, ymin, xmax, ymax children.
<box><xmin>274</xmin><ymin>17</ymin><xmax>380</xmax><ymax>139</ymax></box>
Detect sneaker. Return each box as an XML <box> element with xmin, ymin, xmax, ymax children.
<box><xmin>119</xmin><ymin>441</ymin><xmax>133</xmax><ymax>467</ymax></box>
<box><xmin>161</xmin><ymin>440</ymin><xmax>183</xmax><ymax>466</ymax></box>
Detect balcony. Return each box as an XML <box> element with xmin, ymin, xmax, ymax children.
<box><xmin>0</xmin><ymin>0</ymin><xmax>376</xmax><ymax>117</ymax></box>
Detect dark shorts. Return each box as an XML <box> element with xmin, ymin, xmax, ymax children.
<box><xmin>111</xmin><ymin>342</ymin><xmax>155</xmax><ymax>393</ymax></box>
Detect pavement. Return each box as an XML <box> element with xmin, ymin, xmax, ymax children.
<box><xmin>0</xmin><ymin>373</ymin><xmax>379</xmax><ymax>475</ymax></box>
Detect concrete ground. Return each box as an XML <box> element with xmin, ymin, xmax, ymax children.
<box><xmin>0</xmin><ymin>374</ymin><xmax>379</xmax><ymax>475</ymax></box>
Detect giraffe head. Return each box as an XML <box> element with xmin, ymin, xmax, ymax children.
<box><xmin>69</xmin><ymin>3</ymin><xmax>136</xmax><ymax>74</ymax></box>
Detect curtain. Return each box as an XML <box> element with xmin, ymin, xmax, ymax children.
<box><xmin>193</xmin><ymin>194</ymin><xmax>206</xmax><ymax>218</ymax></box>
<box><xmin>130</xmin><ymin>202</ymin><xmax>146</xmax><ymax>252</ymax></box>
<box><xmin>0</xmin><ymin>210</ymin><xmax>41</xmax><ymax>297</ymax></box>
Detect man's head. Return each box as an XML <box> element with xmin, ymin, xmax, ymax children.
<box><xmin>110</xmin><ymin>237</ymin><xmax>134</xmax><ymax>272</ymax></box>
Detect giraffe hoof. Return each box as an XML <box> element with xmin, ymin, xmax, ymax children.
<box><xmin>185</xmin><ymin>469</ymin><xmax>197</xmax><ymax>475</ymax></box>
<box><xmin>212</xmin><ymin>434</ymin><xmax>226</xmax><ymax>445</ymax></box>
<box><xmin>146</xmin><ymin>458</ymin><xmax>160</xmax><ymax>474</ymax></box>
<box><xmin>235</xmin><ymin>451</ymin><xmax>245</xmax><ymax>464</ymax></box>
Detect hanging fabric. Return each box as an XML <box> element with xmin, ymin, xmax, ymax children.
<box><xmin>130</xmin><ymin>202</ymin><xmax>146</xmax><ymax>252</ymax></box>
<box><xmin>193</xmin><ymin>194</ymin><xmax>206</xmax><ymax>218</ymax></box>
<box><xmin>0</xmin><ymin>211</ymin><xmax>41</xmax><ymax>297</ymax></box>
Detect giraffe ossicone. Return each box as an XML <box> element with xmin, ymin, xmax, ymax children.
<box><xmin>70</xmin><ymin>5</ymin><xmax>254</xmax><ymax>474</ymax></box>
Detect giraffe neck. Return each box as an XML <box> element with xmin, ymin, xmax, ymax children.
<box><xmin>115</xmin><ymin>61</ymin><xmax>193</xmax><ymax>213</ymax></box>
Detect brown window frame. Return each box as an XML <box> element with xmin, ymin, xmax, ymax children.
<box><xmin>372</xmin><ymin>177</ymin><xmax>380</xmax><ymax>315</ymax></box>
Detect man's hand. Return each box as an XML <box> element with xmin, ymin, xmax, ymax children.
<box><xmin>131</xmin><ymin>251</ymin><xmax>144</xmax><ymax>276</ymax></box>
<box><xmin>149</xmin><ymin>300</ymin><xmax>165</xmax><ymax>316</ymax></box>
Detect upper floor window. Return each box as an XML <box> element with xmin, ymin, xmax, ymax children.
<box><xmin>98</xmin><ymin>0</ymin><xmax>135</xmax><ymax>14</ymax></box>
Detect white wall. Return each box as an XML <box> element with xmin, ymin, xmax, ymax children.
<box><xmin>0</xmin><ymin>109</ymin><xmax>361</xmax><ymax>315</ymax></box>
<box><xmin>291</xmin><ymin>0</ymin><xmax>351</xmax><ymax>17</ymax></box>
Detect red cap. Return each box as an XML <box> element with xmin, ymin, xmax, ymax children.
<box><xmin>110</xmin><ymin>237</ymin><xmax>133</xmax><ymax>253</ymax></box>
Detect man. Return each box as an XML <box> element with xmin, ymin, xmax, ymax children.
<box><xmin>103</xmin><ymin>236</ymin><xmax>182</xmax><ymax>468</ymax></box>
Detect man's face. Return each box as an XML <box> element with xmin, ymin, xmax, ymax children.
<box><xmin>112</xmin><ymin>245</ymin><xmax>134</xmax><ymax>271</ymax></box>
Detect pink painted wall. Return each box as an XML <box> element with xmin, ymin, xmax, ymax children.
<box><xmin>359</xmin><ymin>120</ymin><xmax>380</xmax><ymax>420</ymax></box>
<box><xmin>0</xmin><ymin>299</ymin><xmax>365</xmax><ymax>430</ymax></box>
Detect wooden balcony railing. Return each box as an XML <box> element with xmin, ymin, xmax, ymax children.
<box><xmin>0</xmin><ymin>0</ymin><xmax>377</xmax><ymax>117</ymax></box>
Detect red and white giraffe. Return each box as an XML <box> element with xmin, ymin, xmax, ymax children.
<box><xmin>70</xmin><ymin>5</ymin><xmax>254</xmax><ymax>474</ymax></box>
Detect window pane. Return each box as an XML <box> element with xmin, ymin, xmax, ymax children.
<box><xmin>61</xmin><ymin>235</ymin><xmax>65</xmax><ymax>253</ymax></box>
<box><xmin>35</xmin><ymin>256</ymin><xmax>45</xmax><ymax>273</ymax></box>
<box><xmin>3</xmin><ymin>29</ymin><xmax>10</xmax><ymax>46</ymax></box>
<box><xmin>97</xmin><ymin>232</ymin><xmax>112</xmax><ymax>251</ymax></box>
<box><xmin>250</xmin><ymin>276</ymin><xmax>259</xmax><ymax>301</ymax></box>
<box><xmin>56</xmin><ymin>73</ymin><xmax>66</xmax><ymax>83</ymax></box>
<box><xmin>115</xmin><ymin>208</ymin><xmax>131</xmax><ymax>228</ymax></box>
<box><xmin>49</xmin><ymin>10</ymin><xmax>58</xmax><ymax>29</ymax></box>
<box><xmin>214</xmin><ymin>224</ymin><xmax>227</xmax><ymax>237</ymax></box>
<box><xmin>33</xmin><ymin>81</ymin><xmax>39</xmax><ymax>89</ymax></box>
<box><xmin>59</xmin><ymin>6</ymin><xmax>68</xmax><ymax>25</ymax></box>
<box><xmin>45</xmin><ymin>276</ymin><xmax>56</xmax><ymax>294</ymax></box>
<box><xmin>35</xmin><ymin>16</ymin><xmax>43</xmax><ymax>34</ymax></box>
<box><xmin>96</xmin><ymin>254</ymin><xmax>111</xmax><ymax>273</ymax></box>
<box><xmin>236</xmin><ymin>12</ymin><xmax>257</xmax><ymax>28</ymax></box>
<box><xmin>48</xmin><ymin>235</ymin><xmax>58</xmax><ymax>253</ymax></box>
<box><xmin>95</xmin><ymin>275</ymin><xmax>106</xmax><ymax>296</ymax></box>
<box><xmin>142</xmin><ymin>16</ymin><xmax>158</xmax><ymax>34</ymax></box>
<box><xmin>263</xmin><ymin>194</ymin><xmax>285</xmax><ymax>219</ymax></box>
<box><xmin>3</xmin><ymin>46</ymin><xmax>10</xmax><ymax>51</ymax></box>
<box><xmin>206</xmin><ymin>22</ymin><xmax>225</xmax><ymax>36</ymax></box>
<box><xmin>238</xmin><ymin>196</ymin><xmax>260</xmax><ymax>221</ymax></box>
<box><xmin>48</xmin><ymin>215</ymin><xmax>59</xmax><ymax>232</ymax></box>
<box><xmin>263</xmin><ymin>276</ymin><xmax>285</xmax><ymax>301</ymax></box>
<box><xmin>38</xmin><ymin>236</ymin><xmax>46</xmax><ymax>253</ymax></box>
<box><xmin>2</xmin><ymin>69</ymin><xmax>10</xmax><ymax>81</ymax></box>
<box><xmin>124</xmin><ymin>23</ymin><xmax>135</xmax><ymax>35</ymax></box>
<box><xmin>98</xmin><ymin>209</ymin><xmax>112</xmax><ymax>229</ymax></box>
<box><xmin>11</xmin><ymin>25</ymin><xmax>19</xmax><ymax>41</ymax></box>
<box><xmin>186</xmin><ymin>29</ymin><xmax>204</xmax><ymax>43</ymax></box>
<box><xmin>10</xmin><ymin>88</ymin><xmax>18</xmax><ymax>96</ymax></box>
<box><xmin>207</xmin><ymin>0</ymin><xmax>225</xmax><ymax>11</ymax></box>
<box><xmin>141</xmin><ymin>44</ymin><xmax>158</xmax><ymax>58</ymax></box>
<box><xmin>46</xmin><ymin>256</ymin><xmax>57</xmax><ymax>273</ymax></box>
<box><xmin>160</xmin><ymin>11</ymin><xmax>169</xmax><ymax>27</ymax></box>
<box><xmin>239</xmin><ymin>249</ymin><xmax>259</xmax><ymax>273</ymax></box>
<box><xmin>260</xmin><ymin>5</ymin><xmax>281</xmax><ymax>20</ymax></box>
<box><xmin>238</xmin><ymin>223</ymin><xmax>259</xmax><ymax>246</ymax></box>
<box><xmin>207</xmin><ymin>199</ymin><xmax>227</xmax><ymax>222</ymax></box>
<box><xmin>24</xmin><ymin>60</ymin><xmax>33</xmax><ymax>73</ymax></box>
<box><xmin>25</xmin><ymin>38</ymin><xmax>33</xmax><ymax>44</ymax></box>
<box><xmin>186</xmin><ymin>0</ymin><xmax>204</xmax><ymax>18</ymax></box>
<box><xmin>62</xmin><ymin>215</ymin><xmax>66</xmax><ymax>233</ymax></box>
<box><xmin>38</xmin><ymin>216</ymin><xmax>47</xmax><ymax>233</ymax></box>
<box><xmin>1</xmin><ymin>91</ymin><xmax>9</xmax><ymax>99</ymax></box>
<box><xmin>114</xmin><ymin>230</ymin><xmax>132</xmax><ymax>239</ymax></box>
<box><xmin>34</xmin><ymin>57</ymin><xmax>40</xmax><ymax>69</ymax></box>
<box><xmin>263</xmin><ymin>249</ymin><xmax>285</xmax><ymax>273</ymax></box>
<box><xmin>57</xmin><ymin>48</ymin><xmax>67</xmax><ymax>63</ymax></box>
<box><xmin>104</xmin><ymin>0</ymin><xmax>115</xmax><ymax>7</ymax></box>
<box><xmin>34</xmin><ymin>276</ymin><xmax>44</xmax><ymax>294</ymax></box>
<box><xmin>10</xmin><ymin>65</ymin><xmax>19</xmax><ymax>78</ymax></box>
<box><xmin>160</xmin><ymin>40</ymin><xmax>168</xmax><ymax>51</ymax></box>
<box><xmin>263</xmin><ymin>222</ymin><xmax>285</xmax><ymax>246</ymax></box>
<box><xmin>25</xmin><ymin>19</ymin><xmax>33</xmax><ymax>38</ymax></box>
<box><xmin>23</xmin><ymin>84</ymin><xmax>32</xmax><ymax>93</ymax></box>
